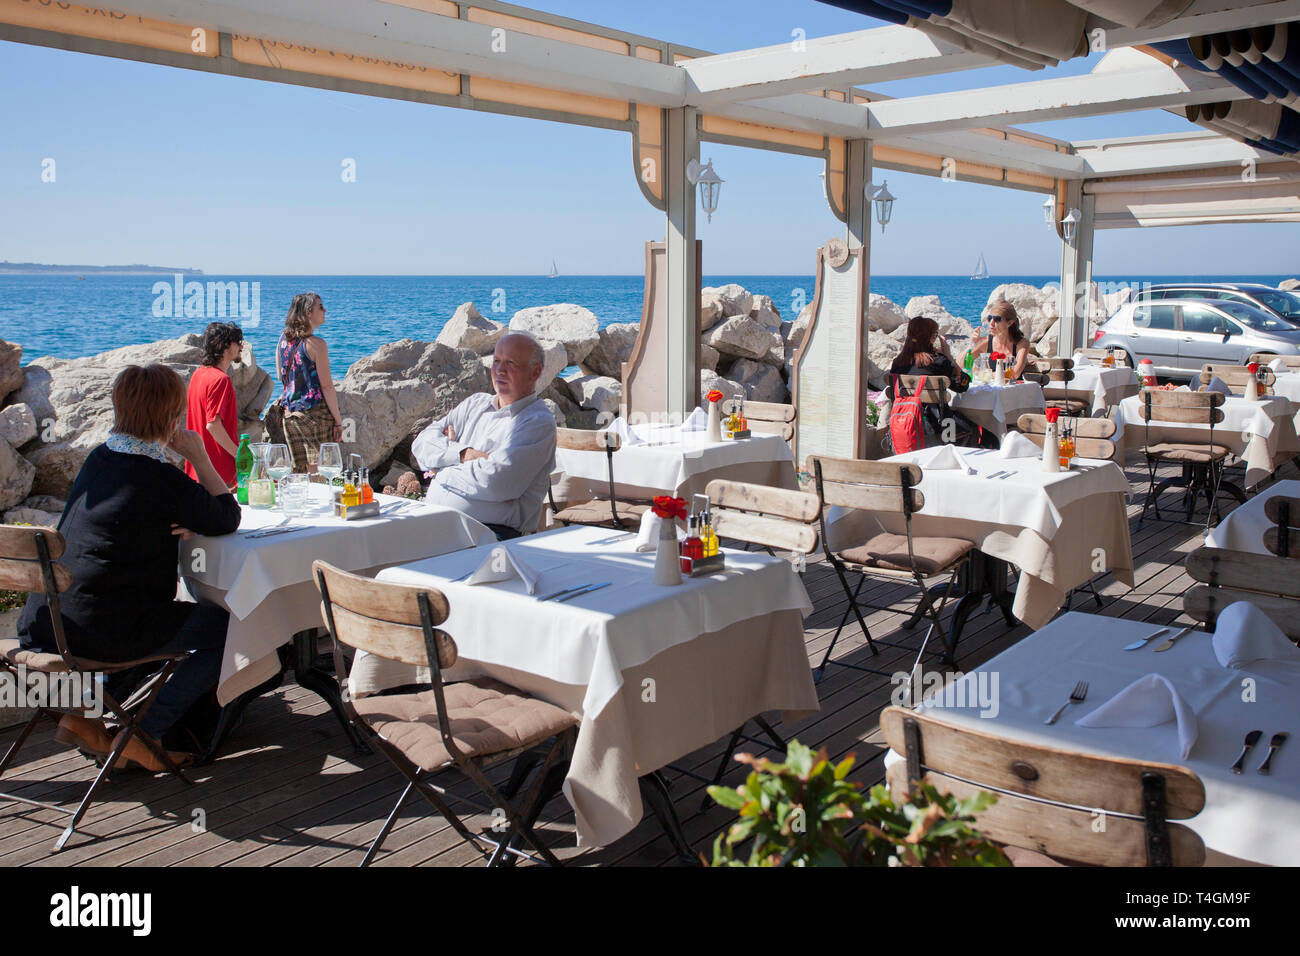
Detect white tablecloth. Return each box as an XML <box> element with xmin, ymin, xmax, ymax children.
<box><xmin>181</xmin><ymin>486</ymin><xmax>494</xmax><ymax>703</ymax></box>
<box><xmin>1044</xmin><ymin>365</ymin><xmax>1139</xmax><ymax>412</ymax></box>
<box><xmin>1272</xmin><ymin>372</ymin><xmax>1300</xmax><ymax>434</ymax></box>
<box><xmin>1114</xmin><ymin>393</ymin><xmax>1300</xmax><ymax>488</ymax></box>
<box><xmin>824</xmin><ymin>447</ymin><xmax>1135</xmax><ymax>628</ymax></box>
<box><xmin>949</xmin><ymin>382</ymin><xmax>1045</xmax><ymax>437</ymax></box>
<box><xmin>553</xmin><ymin>421</ymin><xmax>795</xmax><ymax>497</ymax></box>
<box><xmin>1205</xmin><ymin>479</ymin><xmax>1300</xmax><ymax>553</ymax></box>
<box><xmin>374</xmin><ymin>523</ymin><xmax>818</xmax><ymax>846</ymax></box>
<box><xmin>891</xmin><ymin>611</ymin><xmax>1300</xmax><ymax>866</ymax></box>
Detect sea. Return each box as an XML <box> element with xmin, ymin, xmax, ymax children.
<box><xmin>2</xmin><ymin>272</ymin><xmax>1294</xmax><ymax>380</ymax></box>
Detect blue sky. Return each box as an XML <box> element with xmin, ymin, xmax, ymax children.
<box><xmin>1</xmin><ymin>0</ymin><xmax>1297</xmax><ymax>276</ymax></box>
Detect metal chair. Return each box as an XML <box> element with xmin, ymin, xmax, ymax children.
<box><xmin>1135</xmin><ymin>389</ymin><xmax>1244</xmax><ymax>527</ymax></box>
<box><xmin>881</xmin><ymin>706</ymin><xmax>1206</xmax><ymax>866</ymax></box>
<box><xmin>548</xmin><ymin>428</ymin><xmax>650</xmax><ymax>530</ymax></box>
<box><xmin>1029</xmin><ymin>357</ymin><xmax>1090</xmax><ymax>416</ymax></box>
<box><xmin>807</xmin><ymin>456</ymin><xmax>974</xmax><ymax>684</ymax></box>
<box><xmin>742</xmin><ymin>400</ymin><xmax>796</xmax><ymax>446</ymax></box>
<box><xmin>0</xmin><ymin>524</ymin><xmax>195</xmax><ymax>852</ymax></box>
<box><xmin>1078</xmin><ymin>347</ymin><xmax>1132</xmax><ymax>367</ymax></box>
<box><xmin>1199</xmin><ymin>363</ymin><xmax>1275</xmax><ymax>395</ymax></box>
<box><xmin>313</xmin><ymin>561</ymin><xmax>577</xmax><ymax>866</ymax></box>
<box><xmin>1015</xmin><ymin>413</ymin><xmax>1117</xmax><ymax>461</ymax></box>
<box><xmin>1184</xmin><ymin>543</ymin><xmax>1300</xmax><ymax>643</ymax></box>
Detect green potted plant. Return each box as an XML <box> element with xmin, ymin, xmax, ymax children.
<box><xmin>707</xmin><ymin>740</ymin><xmax>1009</xmax><ymax>867</ymax></box>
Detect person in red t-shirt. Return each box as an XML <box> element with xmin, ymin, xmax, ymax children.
<box><xmin>186</xmin><ymin>322</ymin><xmax>243</xmax><ymax>487</ymax></box>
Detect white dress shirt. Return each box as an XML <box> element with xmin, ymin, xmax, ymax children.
<box><xmin>412</xmin><ymin>392</ymin><xmax>556</xmax><ymax>534</ymax></box>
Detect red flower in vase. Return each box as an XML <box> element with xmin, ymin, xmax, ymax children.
<box><xmin>706</xmin><ymin>389</ymin><xmax>724</xmax><ymax>403</ymax></box>
<box><xmin>652</xmin><ymin>495</ymin><xmax>688</xmax><ymax>520</ymax></box>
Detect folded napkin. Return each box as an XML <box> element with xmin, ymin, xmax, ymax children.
<box><xmin>634</xmin><ymin>509</ymin><xmax>687</xmax><ymax>552</ymax></box>
<box><xmin>604</xmin><ymin>417</ymin><xmax>645</xmax><ymax>446</ymax></box>
<box><xmin>1204</xmin><ymin>376</ymin><xmax>1233</xmax><ymax>397</ymax></box>
<box><xmin>999</xmin><ymin>431</ymin><xmax>1041</xmax><ymax>459</ymax></box>
<box><xmin>1211</xmin><ymin>601</ymin><xmax>1300</xmax><ymax>669</ymax></box>
<box><xmin>1076</xmin><ymin>673</ymin><xmax>1197</xmax><ymax>760</ymax></box>
<box><xmin>1269</xmin><ymin>358</ymin><xmax>1289</xmax><ymax>375</ymax></box>
<box><xmin>681</xmin><ymin>406</ymin><xmax>708</xmax><ymax>432</ymax></box>
<box><xmin>910</xmin><ymin>444</ymin><xmax>976</xmax><ymax>474</ymax></box>
<box><xmin>1071</xmin><ymin>351</ymin><xmax>1092</xmax><ymax>367</ymax></box>
<box><xmin>466</xmin><ymin>545</ymin><xmax>540</xmax><ymax>594</ymax></box>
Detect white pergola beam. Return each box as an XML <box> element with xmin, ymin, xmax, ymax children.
<box><xmin>1075</xmin><ymin>131</ymin><xmax>1273</xmax><ymax>177</ymax></box>
<box><xmin>681</xmin><ymin>26</ymin><xmax>994</xmax><ymax>106</ymax></box>
<box><xmin>865</xmin><ymin>62</ymin><xmax>1246</xmax><ymax>138</ymax></box>
<box><xmin>1099</xmin><ymin>0</ymin><xmax>1300</xmax><ymax>48</ymax></box>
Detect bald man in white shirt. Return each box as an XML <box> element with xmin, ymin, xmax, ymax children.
<box><xmin>412</xmin><ymin>332</ymin><xmax>557</xmax><ymax>540</ymax></box>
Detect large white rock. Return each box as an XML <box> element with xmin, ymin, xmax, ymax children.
<box><xmin>0</xmin><ymin>340</ymin><xmax>21</xmax><ymax>403</ymax></box>
<box><xmin>699</xmin><ymin>343</ymin><xmax>720</xmax><ymax>372</ymax></box>
<box><xmin>727</xmin><ymin>358</ymin><xmax>788</xmax><ymax>404</ymax></box>
<box><xmin>705</xmin><ymin>315</ymin><xmax>784</xmax><ymax>363</ymax></box>
<box><xmin>583</xmin><ymin>322</ymin><xmax>640</xmax><ymax>379</ymax></box>
<box><xmin>868</xmin><ymin>294</ymin><xmax>909</xmax><ymax>333</ymax></box>
<box><xmin>986</xmin><ymin>283</ymin><xmax>1053</xmax><ymax>341</ymax></box>
<box><xmin>702</xmin><ymin>284</ymin><xmax>752</xmax><ymax>318</ymax></box>
<box><xmin>509</xmin><ymin>304</ymin><xmax>600</xmax><ymax>366</ymax></box>
<box><xmin>0</xmin><ymin>438</ymin><xmax>34</xmax><ymax>511</ymax></box>
<box><xmin>865</xmin><ymin>325</ymin><xmax>909</xmax><ymax>389</ymax></box>
<box><xmin>566</xmin><ymin>374</ymin><xmax>623</xmax><ymax>417</ymax></box>
<box><xmin>700</xmin><ymin>368</ymin><xmax>743</xmax><ymax>403</ymax></box>
<box><xmin>3</xmin><ymin>506</ymin><xmax>57</xmax><ymax>528</ymax></box>
<box><xmin>0</xmin><ymin>404</ymin><xmax>36</xmax><ymax>448</ymax></box>
<box><xmin>536</xmin><ymin>340</ymin><xmax>569</xmax><ymax>394</ymax></box>
<box><xmin>700</xmin><ymin>293</ymin><xmax>726</xmax><ymax>332</ymax></box>
<box><xmin>436</xmin><ymin>302</ymin><xmax>507</xmax><ymax>356</ymax></box>
<box><xmin>1281</xmin><ymin>278</ymin><xmax>1300</xmax><ymax>292</ymax></box>
<box><xmin>750</xmin><ymin>294</ymin><xmax>782</xmax><ymax>331</ymax></box>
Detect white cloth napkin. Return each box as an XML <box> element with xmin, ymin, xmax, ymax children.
<box><xmin>681</xmin><ymin>406</ymin><xmax>708</xmax><ymax>432</ymax></box>
<box><xmin>634</xmin><ymin>510</ymin><xmax>686</xmax><ymax>552</ymax></box>
<box><xmin>1211</xmin><ymin>601</ymin><xmax>1300</xmax><ymax>669</ymax></box>
<box><xmin>999</xmin><ymin>431</ymin><xmax>1041</xmax><ymax>459</ymax></box>
<box><xmin>466</xmin><ymin>545</ymin><xmax>540</xmax><ymax>594</ymax></box>
<box><xmin>910</xmin><ymin>444</ymin><xmax>976</xmax><ymax>474</ymax></box>
<box><xmin>604</xmin><ymin>417</ymin><xmax>645</xmax><ymax>446</ymax></box>
<box><xmin>1269</xmin><ymin>358</ymin><xmax>1288</xmax><ymax>375</ymax></box>
<box><xmin>1076</xmin><ymin>673</ymin><xmax>1198</xmax><ymax>760</ymax></box>
<box><xmin>1071</xmin><ymin>351</ymin><xmax>1092</xmax><ymax>367</ymax></box>
<box><xmin>1204</xmin><ymin>376</ymin><xmax>1233</xmax><ymax>397</ymax></box>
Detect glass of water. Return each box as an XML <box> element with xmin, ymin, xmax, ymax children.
<box><xmin>318</xmin><ymin>442</ymin><xmax>343</xmax><ymax>488</ymax></box>
<box><xmin>279</xmin><ymin>473</ymin><xmax>310</xmax><ymax>516</ymax></box>
<box><xmin>266</xmin><ymin>444</ymin><xmax>292</xmax><ymax>512</ymax></box>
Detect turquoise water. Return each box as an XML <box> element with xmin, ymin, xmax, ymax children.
<box><xmin>2</xmin><ymin>272</ymin><xmax>1293</xmax><ymax>379</ymax></box>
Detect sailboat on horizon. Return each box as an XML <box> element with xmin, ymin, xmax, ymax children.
<box><xmin>969</xmin><ymin>251</ymin><xmax>989</xmax><ymax>280</ymax></box>
<box><xmin>547</xmin><ymin>259</ymin><xmax>558</xmax><ymax>279</ymax></box>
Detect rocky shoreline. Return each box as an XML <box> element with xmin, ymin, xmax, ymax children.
<box><xmin>0</xmin><ymin>278</ymin><xmax>1192</xmax><ymax>525</ymax></box>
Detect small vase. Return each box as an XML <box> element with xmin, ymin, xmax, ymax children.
<box><xmin>706</xmin><ymin>401</ymin><xmax>722</xmax><ymax>442</ymax></box>
<box><xmin>1041</xmin><ymin>421</ymin><xmax>1060</xmax><ymax>473</ymax></box>
<box><xmin>653</xmin><ymin>517</ymin><xmax>682</xmax><ymax>586</ymax></box>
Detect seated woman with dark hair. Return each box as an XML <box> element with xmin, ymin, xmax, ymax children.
<box><xmin>889</xmin><ymin>317</ymin><xmax>971</xmax><ymax>392</ymax></box>
<box><xmin>17</xmin><ymin>363</ymin><xmax>241</xmax><ymax>769</ymax></box>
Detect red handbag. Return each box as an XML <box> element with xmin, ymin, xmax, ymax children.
<box><xmin>889</xmin><ymin>374</ymin><xmax>927</xmax><ymax>455</ymax></box>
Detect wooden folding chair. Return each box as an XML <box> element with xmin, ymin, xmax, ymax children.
<box><xmin>881</xmin><ymin>706</ymin><xmax>1206</xmax><ymax>866</ymax></box>
<box><xmin>742</xmin><ymin>401</ymin><xmax>796</xmax><ymax>446</ymax></box>
<box><xmin>1184</xmin><ymin>542</ymin><xmax>1300</xmax><ymax>642</ymax></box>
<box><xmin>1030</xmin><ymin>358</ymin><xmax>1090</xmax><ymax>416</ymax></box>
<box><xmin>1135</xmin><ymin>389</ymin><xmax>1244</xmax><ymax>527</ymax></box>
<box><xmin>1015</xmin><ymin>413</ymin><xmax>1117</xmax><ymax>460</ymax></box>
<box><xmin>1079</xmin><ymin>348</ymin><xmax>1132</xmax><ymax>367</ymax></box>
<box><xmin>808</xmin><ymin>456</ymin><xmax>974</xmax><ymax>683</ymax></box>
<box><xmin>1199</xmin><ymin>364</ymin><xmax>1275</xmax><ymax>395</ymax></box>
<box><xmin>1250</xmin><ymin>353</ymin><xmax>1300</xmax><ymax>372</ymax></box>
<box><xmin>690</xmin><ymin>479</ymin><xmax>820</xmax><ymax>800</ymax></box>
<box><xmin>0</xmin><ymin>525</ymin><xmax>195</xmax><ymax>852</ymax></box>
<box><xmin>313</xmin><ymin>561</ymin><xmax>578</xmax><ymax>866</ymax></box>
<box><xmin>548</xmin><ymin>428</ymin><xmax>650</xmax><ymax>530</ymax></box>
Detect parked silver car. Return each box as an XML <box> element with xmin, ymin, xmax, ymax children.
<box><xmin>1135</xmin><ymin>283</ymin><xmax>1300</xmax><ymax>329</ymax></box>
<box><xmin>1093</xmin><ymin>298</ymin><xmax>1300</xmax><ymax>379</ymax></box>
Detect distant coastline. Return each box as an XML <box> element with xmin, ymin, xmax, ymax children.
<box><xmin>0</xmin><ymin>261</ymin><xmax>203</xmax><ymax>275</ymax></box>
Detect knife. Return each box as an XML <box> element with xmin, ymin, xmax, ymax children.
<box><xmin>1231</xmin><ymin>730</ymin><xmax>1264</xmax><ymax>774</ymax></box>
<box><xmin>555</xmin><ymin>581</ymin><xmax>611</xmax><ymax>603</ymax></box>
<box><xmin>984</xmin><ymin>470</ymin><xmax>1007</xmax><ymax>480</ymax></box>
<box><xmin>1122</xmin><ymin>627</ymin><xmax>1171</xmax><ymax>651</ymax></box>
<box><xmin>247</xmin><ymin>525</ymin><xmax>307</xmax><ymax>539</ymax></box>
<box><xmin>1257</xmin><ymin>732</ymin><xmax>1288</xmax><ymax>775</ymax></box>
<box><xmin>538</xmin><ymin>584</ymin><xmax>585</xmax><ymax>602</ymax></box>
<box><xmin>1152</xmin><ymin>624</ymin><xmax>1196</xmax><ymax>652</ymax></box>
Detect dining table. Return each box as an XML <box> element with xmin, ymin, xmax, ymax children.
<box><xmin>823</xmin><ymin>443</ymin><xmax>1135</xmax><ymax>658</ymax></box>
<box><xmin>947</xmin><ymin>381</ymin><xmax>1046</xmax><ymax>438</ymax></box>
<box><xmin>1269</xmin><ymin>370</ymin><xmax>1300</xmax><ymax>433</ymax></box>
<box><xmin>886</xmin><ymin>610</ymin><xmax>1300</xmax><ymax>866</ymax></box>
<box><xmin>1205</xmin><ymin>479</ymin><xmax>1300</xmax><ymax>553</ymax></box>
<box><xmin>180</xmin><ymin>484</ymin><xmax>495</xmax><ymax>752</ymax></box>
<box><xmin>357</xmin><ymin>523</ymin><xmax>819</xmax><ymax>849</ymax></box>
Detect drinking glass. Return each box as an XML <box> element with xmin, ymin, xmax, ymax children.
<box><xmin>318</xmin><ymin>443</ymin><xmax>343</xmax><ymax>487</ymax></box>
<box><xmin>280</xmin><ymin>473</ymin><xmax>310</xmax><ymax>516</ymax></box>
<box><xmin>266</xmin><ymin>444</ymin><xmax>292</xmax><ymax>512</ymax></box>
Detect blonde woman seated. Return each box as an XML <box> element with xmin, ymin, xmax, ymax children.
<box><xmin>969</xmin><ymin>300</ymin><xmax>1031</xmax><ymax>379</ymax></box>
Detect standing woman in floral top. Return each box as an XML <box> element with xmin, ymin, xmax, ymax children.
<box><xmin>267</xmin><ymin>292</ymin><xmax>342</xmax><ymax>473</ymax></box>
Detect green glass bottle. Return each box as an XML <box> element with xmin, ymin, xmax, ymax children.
<box><xmin>235</xmin><ymin>434</ymin><xmax>254</xmax><ymax>505</ymax></box>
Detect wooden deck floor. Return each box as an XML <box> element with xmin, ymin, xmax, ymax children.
<box><xmin>2</xmin><ymin>457</ymin><xmax>1290</xmax><ymax>867</ymax></box>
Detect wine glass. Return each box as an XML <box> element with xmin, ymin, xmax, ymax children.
<box><xmin>266</xmin><ymin>444</ymin><xmax>292</xmax><ymax>512</ymax></box>
<box><xmin>318</xmin><ymin>443</ymin><xmax>343</xmax><ymax>487</ymax></box>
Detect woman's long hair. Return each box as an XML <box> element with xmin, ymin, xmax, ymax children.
<box><xmin>986</xmin><ymin>300</ymin><xmax>1026</xmax><ymax>349</ymax></box>
<box><xmin>896</xmin><ymin>317</ymin><xmax>939</xmax><ymax>370</ymax></box>
<box><xmin>284</xmin><ymin>292</ymin><xmax>322</xmax><ymax>341</ymax></box>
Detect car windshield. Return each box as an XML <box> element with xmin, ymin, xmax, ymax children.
<box><xmin>1214</xmin><ymin>300</ymin><xmax>1294</xmax><ymax>332</ymax></box>
<box><xmin>1248</xmin><ymin>289</ymin><xmax>1300</xmax><ymax>321</ymax></box>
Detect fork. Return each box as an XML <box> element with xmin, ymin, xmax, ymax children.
<box><xmin>1045</xmin><ymin>680</ymin><xmax>1089</xmax><ymax>725</ymax></box>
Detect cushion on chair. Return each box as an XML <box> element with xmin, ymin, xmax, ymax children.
<box><xmin>1145</xmin><ymin>442</ymin><xmax>1230</xmax><ymax>463</ymax></box>
<box><xmin>553</xmin><ymin>498</ymin><xmax>651</xmax><ymax>527</ymax></box>
<box><xmin>838</xmin><ymin>532</ymin><xmax>974</xmax><ymax>576</ymax></box>
<box><xmin>0</xmin><ymin>638</ymin><xmax>69</xmax><ymax>673</ymax></box>
<box><xmin>351</xmin><ymin>678</ymin><xmax>577</xmax><ymax>772</ymax></box>
<box><xmin>1045</xmin><ymin>399</ymin><xmax>1090</xmax><ymax>415</ymax></box>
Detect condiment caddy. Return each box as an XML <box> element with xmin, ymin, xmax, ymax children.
<box><xmin>333</xmin><ymin>453</ymin><xmax>380</xmax><ymax>519</ymax></box>
<box><xmin>680</xmin><ymin>493</ymin><xmax>725</xmax><ymax>575</ymax></box>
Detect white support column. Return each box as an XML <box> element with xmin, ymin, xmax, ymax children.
<box><xmin>845</xmin><ymin>139</ymin><xmax>872</xmax><ymax>252</ymax></box>
<box><xmin>664</xmin><ymin>106</ymin><xmax>700</xmax><ymax>418</ymax></box>
<box><xmin>1058</xmin><ymin>182</ymin><xmax>1096</xmax><ymax>356</ymax></box>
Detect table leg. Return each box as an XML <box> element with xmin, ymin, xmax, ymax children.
<box><xmin>292</xmin><ymin>629</ymin><xmax>370</xmax><ymax>755</ymax></box>
<box><xmin>639</xmin><ymin>771</ymin><xmax>697</xmax><ymax>864</ymax></box>
<box><xmin>200</xmin><ymin>657</ymin><xmax>287</xmax><ymax>764</ymax></box>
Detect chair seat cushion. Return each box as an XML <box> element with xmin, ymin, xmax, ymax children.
<box><xmin>0</xmin><ymin>638</ymin><xmax>68</xmax><ymax>673</ymax></box>
<box><xmin>838</xmin><ymin>532</ymin><xmax>974</xmax><ymax>576</ymax></box>
<box><xmin>352</xmin><ymin>679</ymin><xmax>577</xmax><ymax>772</ymax></box>
<box><xmin>1146</xmin><ymin>442</ymin><xmax>1230</xmax><ymax>462</ymax></box>
<box><xmin>553</xmin><ymin>498</ymin><xmax>650</xmax><ymax>527</ymax></box>
<box><xmin>1045</xmin><ymin>398</ymin><xmax>1090</xmax><ymax>414</ymax></box>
